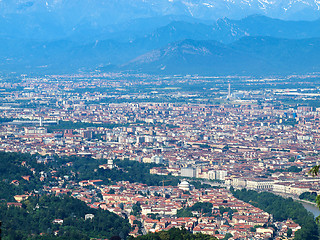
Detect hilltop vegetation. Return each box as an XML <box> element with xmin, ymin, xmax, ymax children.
<box><xmin>0</xmin><ymin>152</ymin><xmax>47</xmax><ymax>200</ymax></box>
<box><xmin>129</xmin><ymin>227</ymin><xmax>218</xmax><ymax>240</ymax></box>
<box><xmin>60</xmin><ymin>156</ymin><xmax>180</xmax><ymax>187</ymax></box>
<box><xmin>0</xmin><ymin>195</ymin><xmax>130</xmax><ymax>240</ymax></box>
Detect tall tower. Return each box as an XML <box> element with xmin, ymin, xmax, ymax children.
<box><xmin>39</xmin><ymin>117</ymin><xmax>43</xmax><ymax>127</ymax></box>
<box><xmin>228</xmin><ymin>83</ymin><xmax>231</xmax><ymax>99</ymax></box>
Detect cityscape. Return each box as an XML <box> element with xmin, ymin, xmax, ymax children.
<box><xmin>3</xmin><ymin>0</ymin><xmax>320</xmax><ymax>239</ymax></box>
<box><xmin>1</xmin><ymin>73</ymin><xmax>320</xmax><ymax>239</ymax></box>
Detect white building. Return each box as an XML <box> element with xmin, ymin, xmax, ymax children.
<box><xmin>178</xmin><ymin>180</ymin><xmax>191</xmax><ymax>191</ymax></box>
<box><xmin>246</xmin><ymin>179</ymin><xmax>274</xmax><ymax>191</ymax></box>
<box><xmin>151</xmin><ymin>155</ymin><xmax>164</xmax><ymax>164</ymax></box>
<box><xmin>181</xmin><ymin>167</ymin><xmax>196</xmax><ymax>178</ymax></box>
<box><xmin>215</xmin><ymin>170</ymin><xmax>228</xmax><ymax>180</ymax></box>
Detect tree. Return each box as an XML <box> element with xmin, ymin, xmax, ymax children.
<box><xmin>0</xmin><ymin>195</ymin><xmax>131</xmax><ymax>239</ymax></box>
<box><xmin>223</xmin><ymin>233</ymin><xmax>233</xmax><ymax>240</ymax></box>
<box><xmin>299</xmin><ymin>192</ymin><xmax>317</xmax><ymax>202</ymax></box>
<box><xmin>131</xmin><ymin>202</ymin><xmax>142</xmax><ymax>216</ymax></box>
<box><xmin>289</xmin><ymin>157</ymin><xmax>295</xmax><ymax>162</ymax></box>
<box><xmin>309</xmin><ymin>166</ymin><xmax>320</xmax><ymax>222</ymax></box>
<box><xmin>131</xmin><ymin>228</ymin><xmax>218</xmax><ymax>240</ymax></box>
<box><xmin>110</xmin><ymin>236</ymin><xmax>121</xmax><ymax>240</ymax></box>
<box><xmin>108</xmin><ymin>189</ymin><xmax>115</xmax><ymax>194</ymax></box>
<box><xmin>176</xmin><ymin>209</ymin><xmax>193</xmax><ymax>217</ymax></box>
<box><xmin>231</xmin><ymin>188</ymin><xmax>319</xmax><ymax>240</ymax></box>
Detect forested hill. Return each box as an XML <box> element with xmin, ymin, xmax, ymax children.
<box><xmin>0</xmin><ymin>195</ymin><xmax>131</xmax><ymax>240</ymax></box>
<box><xmin>0</xmin><ymin>152</ymin><xmax>131</xmax><ymax>239</ymax></box>
<box><xmin>0</xmin><ymin>151</ymin><xmax>46</xmax><ymax>201</ymax></box>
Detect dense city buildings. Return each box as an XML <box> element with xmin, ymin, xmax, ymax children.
<box><xmin>1</xmin><ymin>73</ymin><xmax>320</xmax><ymax>239</ymax></box>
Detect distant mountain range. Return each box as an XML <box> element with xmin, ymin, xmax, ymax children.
<box><xmin>1</xmin><ymin>0</ymin><xmax>320</xmax><ymax>39</ymax></box>
<box><xmin>1</xmin><ymin>0</ymin><xmax>320</xmax><ymax>41</ymax></box>
<box><xmin>124</xmin><ymin>37</ymin><xmax>320</xmax><ymax>75</ymax></box>
<box><xmin>1</xmin><ymin>3</ymin><xmax>320</xmax><ymax>76</ymax></box>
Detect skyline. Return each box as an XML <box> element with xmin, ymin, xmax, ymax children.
<box><xmin>1</xmin><ymin>0</ymin><xmax>320</xmax><ymax>239</ymax></box>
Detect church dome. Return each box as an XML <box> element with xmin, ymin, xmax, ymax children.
<box><xmin>178</xmin><ymin>180</ymin><xmax>190</xmax><ymax>191</ymax></box>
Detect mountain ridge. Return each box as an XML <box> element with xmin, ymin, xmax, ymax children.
<box><xmin>1</xmin><ymin>0</ymin><xmax>320</xmax><ymax>41</ymax></box>
<box><xmin>123</xmin><ymin>37</ymin><xmax>320</xmax><ymax>75</ymax></box>
<box><xmin>1</xmin><ymin>14</ymin><xmax>320</xmax><ymax>75</ymax></box>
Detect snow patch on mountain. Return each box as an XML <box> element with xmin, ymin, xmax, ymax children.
<box><xmin>203</xmin><ymin>2</ymin><xmax>214</xmax><ymax>8</ymax></box>
<box><xmin>1</xmin><ymin>0</ymin><xmax>320</xmax><ymax>40</ymax></box>
<box><xmin>314</xmin><ymin>0</ymin><xmax>320</xmax><ymax>9</ymax></box>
